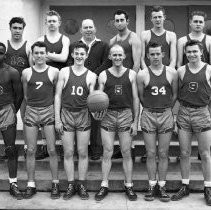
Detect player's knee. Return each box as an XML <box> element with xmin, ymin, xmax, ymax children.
<box><xmin>27</xmin><ymin>147</ymin><xmax>36</xmax><ymax>157</ymax></box>
<box><xmin>103</xmin><ymin>147</ymin><xmax>113</xmax><ymax>160</ymax></box>
<box><xmin>64</xmin><ymin>150</ymin><xmax>74</xmax><ymax>160</ymax></box>
<box><xmin>121</xmin><ymin>147</ymin><xmax>131</xmax><ymax>159</ymax></box>
<box><xmin>78</xmin><ymin>149</ymin><xmax>88</xmax><ymax>159</ymax></box>
<box><xmin>48</xmin><ymin>148</ymin><xmax>57</xmax><ymax>157</ymax></box>
<box><xmin>180</xmin><ymin>150</ymin><xmax>191</xmax><ymax>159</ymax></box>
<box><xmin>146</xmin><ymin>150</ymin><xmax>156</xmax><ymax>159</ymax></box>
<box><xmin>158</xmin><ymin>150</ymin><xmax>168</xmax><ymax>160</ymax></box>
<box><xmin>199</xmin><ymin>151</ymin><xmax>211</xmax><ymax>162</ymax></box>
<box><xmin>5</xmin><ymin>145</ymin><xmax>18</xmax><ymax>159</ymax></box>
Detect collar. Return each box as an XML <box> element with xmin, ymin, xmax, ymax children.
<box><xmin>81</xmin><ymin>37</ymin><xmax>101</xmax><ymax>52</ymax></box>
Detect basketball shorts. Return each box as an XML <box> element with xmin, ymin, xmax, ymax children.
<box><xmin>61</xmin><ymin>107</ymin><xmax>91</xmax><ymax>132</ymax></box>
<box><xmin>101</xmin><ymin>108</ymin><xmax>133</xmax><ymax>132</ymax></box>
<box><xmin>140</xmin><ymin>108</ymin><xmax>174</xmax><ymax>134</ymax></box>
<box><xmin>24</xmin><ymin>105</ymin><xmax>55</xmax><ymax>127</ymax></box>
<box><xmin>0</xmin><ymin>104</ymin><xmax>16</xmax><ymax>131</ymax></box>
<box><xmin>177</xmin><ymin>105</ymin><xmax>211</xmax><ymax>133</ymax></box>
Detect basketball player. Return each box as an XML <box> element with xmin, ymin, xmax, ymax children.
<box><xmin>0</xmin><ymin>42</ymin><xmax>23</xmax><ymax>199</ymax></box>
<box><xmin>22</xmin><ymin>41</ymin><xmax>60</xmax><ymax>199</ymax></box>
<box><xmin>94</xmin><ymin>44</ymin><xmax>140</xmax><ymax>201</ymax></box>
<box><xmin>141</xmin><ymin>6</ymin><xmax>177</xmax><ymax>69</ymax></box>
<box><xmin>137</xmin><ymin>42</ymin><xmax>178</xmax><ymax>202</ymax></box>
<box><xmin>177</xmin><ymin>11</ymin><xmax>211</xmax><ymax>67</ymax></box>
<box><xmin>55</xmin><ymin>41</ymin><xmax>97</xmax><ymax>200</ymax></box>
<box><xmin>171</xmin><ymin>40</ymin><xmax>211</xmax><ymax>206</ymax></box>
<box><xmin>67</xmin><ymin>19</ymin><xmax>111</xmax><ymax>160</ymax></box>
<box><xmin>4</xmin><ymin>17</ymin><xmax>32</xmax><ymax>160</ymax></box>
<box><xmin>37</xmin><ymin>10</ymin><xmax>70</xmax><ymax>159</ymax></box>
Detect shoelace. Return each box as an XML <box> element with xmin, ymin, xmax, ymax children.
<box><xmin>127</xmin><ymin>187</ymin><xmax>135</xmax><ymax>195</ymax></box>
<box><xmin>160</xmin><ymin>187</ymin><xmax>168</xmax><ymax>196</ymax></box>
<box><xmin>98</xmin><ymin>187</ymin><xmax>106</xmax><ymax>195</ymax></box>
<box><xmin>67</xmin><ymin>185</ymin><xmax>74</xmax><ymax>193</ymax></box>
<box><xmin>78</xmin><ymin>185</ymin><xmax>87</xmax><ymax>194</ymax></box>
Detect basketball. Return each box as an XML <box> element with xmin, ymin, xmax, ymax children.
<box><xmin>87</xmin><ymin>90</ymin><xmax>109</xmax><ymax>112</ymax></box>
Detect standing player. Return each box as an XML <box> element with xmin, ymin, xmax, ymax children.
<box><xmin>137</xmin><ymin>42</ymin><xmax>178</xmax><ymax>202</ymax></box>
<box><xmin>55</xmin><ymin>42</ymin><xmax>97</xmax><ymax>200</ymax></box>
<box><xmin>4</xmin><ymin>17</ymin><xmax>32</xmax><ymax>159</ymax></box>
<box><xmin>0</xmin><ymin>42</ymin><xmax>23</xmax><ymax>199</ymax></box>
<box><xmin>110</xmin><ymin>9</ymin><xmax>141</xmax><ymax>73</ymax></box>
<box><xmin>37</xmin><ymin>10</ymin><xmax>70</xmax><ymax>159</ymax></box>
<box><xmin>141</xmin><ymin>6</ymin><xmax>177</xmax><ymax>69</ymax></box>
<box><xmin>177</xmin><ymin>11</ymin><xmax>211</xmax><ymax>67</ymax></box>
<box><xmin>94</xmin><ymin>44</ymin><xmax>140</xmax><ymax>201</ymax></box>
<box><xmin>22</xmin><ymin>41</ymin><xmax>60</xmax><ymax>199</ymax></box>
<box><xmin>67</xmin><ymin>19</ymin><xmax>111</xmax><ymax>160</ymax></box>
<box><xmin>171</xmin><ymin>40</ymin><xmax>211</xmax><ymax>206</ymax></box>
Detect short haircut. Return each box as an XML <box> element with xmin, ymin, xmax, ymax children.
<box><xmin>0</xmin><ymin>42</ymin><xmax>6</xmax><ymax>52</ymax></box>
<box><xmin>150</xmin><ymin>6</ymin><xmax>166</xmax><ymax>16</ymax></box>
<box><xmin>72</xmin><ymin>41</ymin><xmax>89</xmax><ymax>53</ymax></box>
<box><xmin>147</xmin><ymin>41</ymin><xmax>163</xmax><ymax>53</ymax></box>
<box><xmin>109</xmin><ymin>44</ymin><xmax>125</xmax><ymax>54</ymax></box>
<box><xmin>185</xmin><ymin>39</ymin><xmax>203</xmax><ymax>51</ymax></box>
<box><xmin>9</xmin><ymin>17</ymin><xmax>26</xmax><ymax>28</ymax></box>
<box><xmin>46</xmin><ymin>10</ymin><xmax>61</xmax><ymax>21</ymax></box>
<box><xmin>113</xmin><ymin>9</ymin><xmax>129</xmax><ymax>21</ymax></box>
<box><xmin>190</xmin><ymin>11</ymin><xmax>207</xmax><ymax>21</ymax></box>
<box><xmin>31</xmin><ymin>41</ymin><xmax>48</xmax><ymax>53</ymax></box>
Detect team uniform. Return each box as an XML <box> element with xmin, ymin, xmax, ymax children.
<box><xmin>5</xmin><ymin>40</ymin><xmax>30</xmax><ymax>75</ymax></box>
<box><xmin>113</xmin><ymin>32</ymin><xmax>133</xmax><ymax>69</ymax></box>
<box><xmin>145</xmin><ymin>30</ymin><xmax>170</xmax><ymax>67</ymax></box>
<box><xmin>182</xmin><ymin>35</ymin><xmax>210</xmax><ymax>65</ymax></box>
<box><xmin>61</xmin><ymin>67</ymin><xmax>91</xmax><ymax>131</ymax></box>
<box><xmin>177</xmin><ymin>64</ymin><xmax>211</xmax><ymax>132</ymax></box>
<box><xmin>44</xmin><ymin>35</ymin><xmax>66</xmax><ymax>70</ymax></box>
<box><xmin>101</xmin><ymin>69</ymin><xmax>133</xmax><ymax>132</ymax></box>
<box><xmin>141</xmin><ymin>66</ymin><xmax>174</xmax><ymax>133</ymax></box>
<box><xmin>24</xmin><ymin>67</ymin><xmax>55</xmax><ymax>127</ymax></box>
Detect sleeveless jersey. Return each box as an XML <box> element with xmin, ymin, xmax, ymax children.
<box><xmin>179</xmin><ymin>64</ymin><xmax>211</xmax><ymax>107</ymax></box>
<box><xmin>44</xmin><ymin>35</ymin><xmax>66</xmax><ymax>70</ymax></box>
<box><xmin>104</xmin><ymin>69</ymin><xmax>132</xmax><ymax>109</ymax></box>
<box><xmin>145</xmin><ymin>30</ymin><xmax>170</xmax><ymax>66</ymax></box>
<box><xmin>5</xmin><ymin>40</ymin><xmax>30</xmax><ymax>75</ymax></box>
<box><xmin>0</xmin><ymin>64</ymin><xmax>15</xmax><ymax>106</ymax></box>
<box><xmin>183</xmin><ymin>35</ymin><xmax>210</xmax><ymax>65</ymax></box>
<box><xmin>143</xmin><ymin>66</ymin><xmax>173</xmax><ymax>109</ymax></box>
<box><xmin>113</xmin><ymin>32</ymin><xmax>134</xmax><ymax>69</ymax></box>
<box><xmin>27</xmin><ymin>67</ymin><xmax>54</xmax><ymax>107</ymax></box>
<box><xmin>62</xmin><ymin>67</ymin><xmax>89</xmax><ymax>109</ymax></box>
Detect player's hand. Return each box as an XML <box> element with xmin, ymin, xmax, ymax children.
<box><xmin>91</xmin><ymin>109</ymin><xmax>107</xmax><ymax>121</ymax></box>
<box><xmin>130</xmin><ymin>122</ymin><xmax>137</xmax><ymax>137</ymax></box>
<box><xmin>55</xmin><ymin>121</ymin><xmax>64</xmax><ymax>135</ymax></box>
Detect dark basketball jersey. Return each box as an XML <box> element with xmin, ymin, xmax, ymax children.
<box><xmin>179</xmin><ymin>64</ymin><xmax>211</xmax><ymax>106</ymax></box>
<box><xmin>0</xmin><ymin>64</ymin><xmax>15</xmax><ymax>106</ymax></box>
<box><xmin>143</xmin><ymin>66</ymin><xmax>173</xmax><ymax>109</ymax></box>
<box><xmin>5</xmin><ymin>40</ymin><xmax>30</xmax><ymax>75</ymax></box>
<box><xmin>145</xmin><ymin>30</ymin><xmax>170</xmax><ymax>66</ymax></box>
<box><xmin>27</xmin><ymin>67</ymin><xmax>54</xmax><ymax>107</ymax></box>
<box><xmin>113</xmin><ymin>32</ymin><xmax>134</xmax><ymax>69</ymax></box>
<box><xmin>62</xmin><ymin>67</ymin><xmax>89</xmax><ymax>109</ymax></box>
<box><xmin>44</xmin><ymin>35</ymin><xmax>66</xmax><ymax>70</ymax></box>
<box><xmin>183</xmin><ymin>35</ymin><xmax>210</xmax><ymax>65</ymax></box>
<box><xmin>104</xmin><ymin>69</ymin><xmax>132</xmax><ymax>109</ymax></box>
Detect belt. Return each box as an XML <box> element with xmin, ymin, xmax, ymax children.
<box><xmin>144</xmin><ymin>107</ymin><xmax>170</xmax><ymax>113</ymax></box>
<box><xmin>180</xmin><ymin>101</ymin><xmax>206</xmax><ymax>109</ymax></box>
<box><xmin>63</xmin><ymin>107</ymin><xmax>84</xmax><ymax>112</ymax></box>
<box><xmin>108</xmin><ymin>108</ymin><xmax>130</xmax><ymax>112</ymax></box>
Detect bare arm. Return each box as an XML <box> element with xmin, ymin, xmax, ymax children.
<box><xmin>140</xmin><ymin>31</ymin><xmax>148</xmax><ymax>69</ymax></box>
<box><xmin>131</xmin><ymin>33</ymin><xmax>142</xmax><ymax>72</ymax></box>
<box><xmin>169</xmin><ymin>32</ymin><xmax>177</xmax><ymax>68</ymax></box>
<box><xmin>177</xmin><ymin>37</ymin><xmax>186</xmax><ymax>68</ymax></box>
<box><xmin>11</xmin><ymin>69</ymin><xmax>23</xmax><ymax>112</ymax></box>
<box><xmin>88</xmin><ymin>71</ymin><xmax>97</xmax><ymax>94</ymax></box>
<box><xmin>98</xmin><ymin>71</ymin><xmax>107</xmax><ymax>91</ymax></box>
<box><xmin>136</xmin><ymin>70</ymin><xmax>146</xmax><ymax>105</ymax></box>
<box><xmin>170</xmin><ymin>69</ymin><xmax>178</xmax><ymax>107</ymax></box>
<box><xmin>47</xmin><ymin>36</ymin><xmax>70</xmax><ymax>63</ymax></box>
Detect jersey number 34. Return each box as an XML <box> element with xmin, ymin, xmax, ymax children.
<box><xmin>151</xmin><ymin>86</ymin><xmax>166</xmax><ymax>95</ymax></box>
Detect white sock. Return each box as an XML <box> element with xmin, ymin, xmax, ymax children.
<box><xmin>9</xmin><ymin>178</ymin><xmax>17</xmax><ymax>184</ymax></box>
<box><xmin>24</xmin><ymin>145</ymin><xmax>27</xmax><ymax>150</ymax></box>
<box><xmin>158</xmin><ymin>180</ymin><xmax>166</xmax><ymax>187</ymax></box>
<box><xmin>101</xmin><ymin>180</ymin><xmax>109</xmax><ymax>188</ymax></box>
<box><xmin>182</xmin><ymin>179</ymin><xmax>189</xmax><ymax>185</ymax></box>
<box><xmin>52</xmin><ymin>180</ymin><xmax>59</xmax><ymax>184</ymax></box>
<box><xmin>204</xmin><ymin>181</ymin><xmax>211</xmax><ymax>187</ymax></box>
<box><xmin>149</xmin><ymin>180</ymin><xmax>157</xmax><ymax>187</ymax></box>
<box><xmin>124</xmin><ymin>181</ymin><xmax>133</xmax><ymax>188</ymax></box>
<box><xmin>27</xmin><ymin>181</ymin><xmax>36</xmax><ymax>188</ymax></box>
